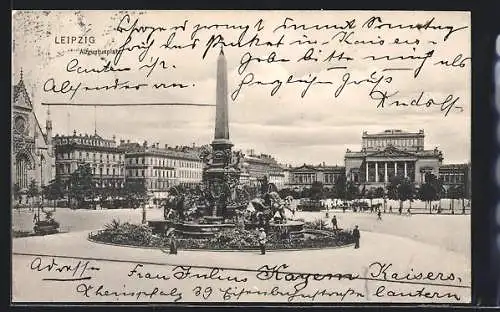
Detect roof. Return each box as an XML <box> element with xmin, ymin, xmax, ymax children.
<box><xmin>345</xmin><ymin>146</ymin><xmax>443</xmax><ymax>159</ymax></box>
<box><xmin>13</xmin><ymin>73</ymin><xmax>32</xmax><ymax>108</ymax></box>
<box><xmin>124</xmin><ymin>146</ymin><xmax>201</xmax><ymax>161</ymax></box>
<box><xmin>290</xmin><ymin>164</ymin><xmax>345</xmax><ymax>172</ymax></box>
<box><xmin>362</xmin><ymin>129</ymin><xmax>424</xmax><ymax>137</ymax></box>
<box><xmin>439</xmin><ymin>163</ymin><xmax>470</xmax><ymax>169</ymax></box>
<box><xmin>13</xmin><ymin>72</ymin><xmax>49</xmax><ymax>146</ymax></box>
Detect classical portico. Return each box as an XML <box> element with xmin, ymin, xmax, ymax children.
<box><xmin>345</xmin><ymin>133</ymin><xmax>443</xmax><ymax>187</ymax></box>
<box><xmin>364</xmin><ymin>160</ymin><xmax>415</xmax><ymax>183</ymax></box>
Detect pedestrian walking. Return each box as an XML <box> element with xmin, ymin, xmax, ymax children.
<box><xmin>331</xmin><ymin>215</ymin><xmax>338</xmax><ymax>230</ymax></box>
<box><xmin>389</xmin><ymin>206</ymin><xmax>392</xmax><ymax>213</ymax></box>
<box><xmin>259</xmin><ymin>228</ymin><xmax>267</xmax><ymax>255</ymax></box>
<box><xmin>169</xmin><ymin>231</ymin><xmax>178</xmax><ymax>255</ymax></box>
<box><xmin>377</xmin><ymin>210</ymin><xmax>382</xmax><ymax>220</ymax></box>
<box><xmin>33</xmin><ymin>213</ymin><xmax>37</xmax><ymax>223</ymax></box>
<box><xmin>353</xmin><ymin>225</ymin><xmax>360</xmax><ymax>249</ymax></box>
<box><xmin>407</xmin><ymin>208</ymin><xmax>412</xmax><ymax>216</ymax></box>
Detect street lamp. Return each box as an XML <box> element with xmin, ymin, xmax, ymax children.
<box><xmin>35</xmin><ymin>147</ymin><xmax>47</xmax><ymax>222</ymax></box>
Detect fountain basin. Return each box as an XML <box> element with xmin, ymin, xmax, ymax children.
<box><xmin>244</xmin><ymin>220</ymin><xmax>305</xmax><ymax>237</ymax></box>
<box><xmin>147</xmin><ymin>220</ymin><xmax>174</xmax><ymax>234</ymax></box>
<box><xmin>176</xmin><ymin>222</ymin><xmax>236</xmax><ymax>238</ymax></box>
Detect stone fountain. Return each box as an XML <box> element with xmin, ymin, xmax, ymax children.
<box><xmin>154</xmin><ymin>48</ymin><xmax>303</xmax><ymax>239</ymax></box>
<box><xmin>174</xmin><ymin>47</ymin><xmax>242</xmax><ymax>238</ymax></box>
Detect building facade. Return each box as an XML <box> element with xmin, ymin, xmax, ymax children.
<box><xmin>287</xmin><ymin>163</ymin><xmax>346</xmax><ymax>190</ymax></box>
<box><xmin>345</xmin><ymin>129</ymin><xmax>443</xmax><ymax>188</ymax></box>
<box><xmin>119</xmin><ymin>141</ymin><xmax>203</xmax><ymax>199</ymax></box>
<box><xmin>12</xmin><ymin>73</ymin><xmax>55</xmax><ymax>198</ymax></box>
<box><xmin>239</xmin><ymin>150</ymin><xmax>287</xmax><ymax>189</ymax></box>
<box><xmin>439</xmin><ymin>163</ymin><xmax>471</xmax><ymax>198</ymax></box>
<box><xmin>53</xmin><ymin>132</ymin><xmax>126</xmax><ymax>190</ymax></box>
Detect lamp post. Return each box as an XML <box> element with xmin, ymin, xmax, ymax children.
<box><xmin>35</xmin><ymin>147</ymin><xmax>47</xmax><ymax>222</ymax></box>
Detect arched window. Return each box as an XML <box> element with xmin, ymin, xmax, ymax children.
<box><xmin>15</xmin><ymin>153</ymin><xmax>32</xmax><ymax>189</ymax></box>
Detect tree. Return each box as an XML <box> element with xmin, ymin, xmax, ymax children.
<box><xmin>387</xmin><ymin>175</ymin><xmax>415</xmax><ymax>213</ymax></box>
<box><xmin>310</xmin><ymin>181</ymin><xmax>324</xmax><ymax>201</ymax></box>
<box><xmin>374</xmin><ymin>187</ymin><xmax>385</xmax><ymax>199</ymax></box>
<box><xmin>448</xmin><ymin>185</ymin><xmax>465</xmax><ymax>214</ymax></box>
<box><xmin>27</xmin><ymin>179</ymin><xmax>39</xmax><ymax>200</ymax></box>
<box><xmin>69</xmin><ymin>163</ymin><xmax>95</xmax><ymax>209</ymax></box>
<box><xmin>124</xmin><ymin>181</ymin><xmax>148</xmax><ymax>207</ymax></box>
<box><xmin>43</xmin><ymin>178</ymin><xmax>65</xmax><ymax>205</ymax></box>
<box><xmin>345</xmin><ymin>181</ymin><xmax>359</xmax><ymax>202</ymax></box>
<box><xmin>366</xmin><ymin>188</ymin><xmax>374</xmax><ymax>208</ymax></box>
<box><xmin>334</xmin><ymin>174</ymin><xmax>347</xmax><ymax>204</ymax></box>
<box><xmin>13</xmin><ymin>183</ymin><xmax>21</xmax><ymax>204</ymax></box>
<box><xmin>402</xmin><ymin>180</ymin><xmax>416</xmax><ymax>210</ymax></box>
<box><xmin>417</xmin><ymin>173</ymin><xmax>441</xmax><ymax>213</ymax></box>
<box><xmin>455</xmin><ymin>185</ymin><xmax>466</xmax><ymax>214</ymax></box>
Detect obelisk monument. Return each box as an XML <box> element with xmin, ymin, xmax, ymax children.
<box><xmin>209</xmin><ymin>47</ymin><xmax>233</xmax><ymax>168</ymax></box>
<box><xmin>203</xmin><ymin>47</ymin><xmax>240</xmax><ymax>220</ymax></box>
<box><xmin>213</xmin><ymin>47</ymin><xmax>231</xmax><ymax>144</ymax></box>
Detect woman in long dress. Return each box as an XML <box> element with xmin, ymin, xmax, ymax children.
<box><xmin>169</xmin><ymin>230</ymin><xmax>178</xmax><ymax>255</ymax></box>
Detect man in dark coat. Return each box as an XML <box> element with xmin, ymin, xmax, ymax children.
<box><xmin>353</xmin><ymin>225</ymin><xmax>360</xmax><ymax>249</ymax></box>
<box><xmin>169</xmin><ymin>231</ymin><xmax>178</xmax><ymax>255</ymax></box>
<box><xmin>331</xmin><ymin>215</ymin><xmax>338</xmax><ymax>230</ymax></box>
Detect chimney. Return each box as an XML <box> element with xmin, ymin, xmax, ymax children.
<box><xmin>323</xmin><ymin>162</ymin><xmax>326</xmax><ymax>166</ymax></box>
<box><xmin>192</xmin><ymin>142</ymin><xmax>195</xmax><ymax>148</ymax></box>
<box><xmin>164</xmin><ymin>144</ymin><xmax>168</xmax><ymax>149</ymax></box>
<box><xmin>120</xmin><ymin>139</ymin><xmax>125</xmax><ymax>144</ymax></box>
<box><xmin>127</xmin><ymin>140</ymin><xmax>130</xmax><ymax>143</ymax></box>
<box><xmin>143</xmin><ymin>140</ymin><xmax>148</xmax><ymax>147</ymax></box>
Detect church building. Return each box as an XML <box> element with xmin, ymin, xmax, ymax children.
<box><xmin>12</xmin><ymin>71</ymin><xmax>55</xmax><ymax>198</ymax></box>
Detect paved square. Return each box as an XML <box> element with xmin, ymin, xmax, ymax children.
<box><xmin>12</xmin><ymin>207</ymin><xmax>471</xmax><ymax>303</ymax></box>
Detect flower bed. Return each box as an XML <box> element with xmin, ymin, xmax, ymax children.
<box><xmin>89</xmin><ymin>219</ymin><xmax>355</xmax><ymax>250</ymax></box>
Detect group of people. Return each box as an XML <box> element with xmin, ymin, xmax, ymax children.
<box><xmin>330</xmin><ymin>215</ymin><xmax>360</xmax><ymax>249</ymax></box>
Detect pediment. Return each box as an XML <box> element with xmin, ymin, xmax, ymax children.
<box><xmin>366</xmin><ymin>146</ymin><xmax>416</xmax><ymax>158</ymax></box>
<box><xmin>292</xmin><ymin>164</ymin><xmax>318</xmax><ymax>172</ymax></box>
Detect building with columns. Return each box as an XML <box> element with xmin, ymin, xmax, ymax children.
<box><xmin>287</xmin><ymin>163</ymin><xmax>346</xmax><ymax>190</ymax></box>
<box><xmin>345</xmin><ymin>129</ymin><xmax>443</xmax><ymax>187</ymax></box>
<box><xmin>53</xmin><ymin>131</ymin><xmax>126</xmax><ymax>190</ymax></box>
<box><xmin>12</xmin><ymin>72</ymin><xmax>55</xmax><ymax>200</ymax></box>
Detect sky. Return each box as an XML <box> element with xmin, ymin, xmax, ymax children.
<box><xmin>12</xmin><ymin>10</ymin><xmax>471</xmax><ymax>166</ymax></box>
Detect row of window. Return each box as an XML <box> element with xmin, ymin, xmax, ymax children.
<box><xmin>440</xmin><ymin>174</ymin><xmax>465</xmax><ymax>183</ymax></box>
<box><xmin>364</xmin><ymin>138</ymin><xmax>423</xmax><ymax>148</ymax></box>
<box><xmin>127</xmin><ymin>157</ymin><xmax>201</xmax><ymax>168</ymax></box>
<box><xmin>147</xmin><ymin>180</ymin><xmax>172</xmax><ymax>190</ymax></box>
<box><xmin>56</xmin><ymin>151</ymin><xmax>124</xmax><ymax>161</ymax></box>
<box><xmin>55</xmin><ymin>138</ymin><xmax>114</xmax><ymax>147</ymax></box>
<box><xmin>128</xmin><ymin>168</ymin><xmax>176</xmax><ymax>178</ymax></box>
<box><xmin>125</xmin><ymin>168</ymin><xmax>203</xmax><ymax>180</ymax></box>
<box><xmin>56</xmin><ymin>164</ymin><xmax>124</xmax><ymax>176</ymax></box>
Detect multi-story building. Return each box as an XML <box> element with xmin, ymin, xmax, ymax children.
<box><xmin>119</xmin><ymin>141</ymin><xmax>203</xmax><ymax>200</ymax></box>
<box><xmin>240</xmin><ymin>150</ymin><xmax>287</xmax><ymax>189</ymax></box>
<box><xmin>345</xmin><ymin>129</ymin><xmax>443</xmax><ymax>188</ymax></box>
<box><xmin>287</xmin><ymin>163</ymin><xmax>346</xmax><ymax>190</ymax></box>
<box><xmin>439</xmin><ymin>163</ymin><xmax>471</xmax><ymax>198</ymax></box>
<box><xmin>53</xmin><ymin>131</ymin><xmax>126</xmax><ymax>190</ymax></box>
<box><xmin>12</xmin><ymin>72</ymin><xmax>55</xmax><ymax>200</ymax></box>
